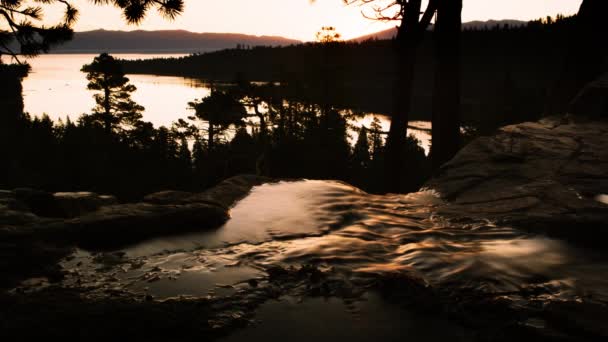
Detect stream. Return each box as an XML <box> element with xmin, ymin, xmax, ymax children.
<box><xmin>20</xmin><ymin>180</ymin><xmax>608</xmax><ymax>339</ymax></box>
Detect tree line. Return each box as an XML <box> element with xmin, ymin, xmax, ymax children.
<box><xmin>1</xmin><ymin>0</ymin><xmax>606</xmax><ymax>197</ymax></box>
<box><xmin>0</xmin><ymin>53</ymin><xmax>428</xmax><ymax>200</ymax></box>
<box><xmin>120</xmin><ymin>13</ymin><xmax>581</xmax><ymax>134</ymax></box>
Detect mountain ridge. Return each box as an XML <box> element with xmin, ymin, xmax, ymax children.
<box><xmin>53</xmin><ymin>29</ymin><xmax>302</xmax><ymax>53</ymax></box>
<box><xmin>49</xmin><ymin>21</ymin><xmax>528</xmax><ymax>53</ymax></box>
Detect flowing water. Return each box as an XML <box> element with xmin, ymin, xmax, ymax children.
<box><xmin>48</xmin><ymin>180</ymin><xmax>608</xmax><ymax>307</ymax></box>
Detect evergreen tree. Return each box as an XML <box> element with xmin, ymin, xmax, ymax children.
<box><xmin>369</xmin><ymin>117</ymin><xmax>385</xmax><ymax>160</ymax></box>
<box><xmin>188</xmin><ymin>90</ymin><xmax>247</xmax><ymax>150</ymax></box>
<box><xmin>176</xmin><ymin>137</ymin><xmax>193</xmax><ymax>188</ymax></box>
<box><xmin>81</xmin><ymin>53</ymin><xmax>145</xmax><ymax>134</ymax></box>
<box><xmin>178</xmin><ymin>137</ymin><xmax>192</xmax><ymax>168</ymax></box>
<box><xmin>352</xmin><ymin>126</ymin><xmax>371</xmax><ymax>169</ymax></box>
<box><xmin>0</xmin><ymin>1</ymin><xmax>183</xmax><ymax>62</ymax></box>
<box><xmin>192</xmin><ymin>138</ymin><xmax>206</xmax><ymax>176</ymax></box>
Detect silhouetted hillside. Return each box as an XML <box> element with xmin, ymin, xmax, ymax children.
<box><xmin>121</xmin><ymin>16</ymin><xmax>578</xmax><ymax>130</ymax></box>
<box><xmin>52</xmin><ymin>29</ymin><xmax>301</xmax><ymax>53</ymax></box>
<box><xmin>353</xmin><ymin>19</ymin><xmax>527</xmax><ymax>41</ymax></box>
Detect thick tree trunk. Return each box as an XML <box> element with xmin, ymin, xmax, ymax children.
<box><xmin>545</xmin><ymin>0</ymin><xmax>608</xmax><ymax>116</ymax></box>
<box><xmin>385</xmin><ymin>47</ymin><xmax>417</xmax><ymax>192</ymax></box>
<box><xmin>383</xmin><ymin>0</ymin><xmax>426</xmax><ymax>192</ymax></box>
<box><xmin>431</xmin><ymin>0</ymin><xmax>462</xmax><ymax>170</ymax></box>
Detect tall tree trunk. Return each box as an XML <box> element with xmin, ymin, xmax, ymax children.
<box><xmin>385</xmin><ymin>46</ymin><xmax>417</xmax><ymax>192</ymax></box>
<box><xmin>104</xmin><ymin>85</ymin><xmax>112</xmax><ymax>134</ymax></box>
<box><xmin>253</xmin><ymin>102</ymin><xmax>267</xmax><ymax>140</ymax></box>
<box><xmin>384</xmin><ymin>0</ymin><xmax>425</xmax><ymax>193</ymax></box>
<box><xmin>431</xmin><ymin>0</ymin><xmax>462</xmax><ymax>170</ymax></box>
<box><xmin>545</xmin><ymin>0</ymin><xmax>608</xmax><ymax>116</ymax></box>
<box><xmin>208</xmin><ymin>122</ymin><xmax>215</xmax><ymax>151</ymax></box>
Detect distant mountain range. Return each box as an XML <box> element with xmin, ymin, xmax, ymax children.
<box><xmin>48</xmin><ymin>21</ymin><xmax>527</xmax><ymax>54</ymax></box>
<box><xmin>52</xmin><ymin>29</ymin><xmax>302</xmax><ymax>53</ymax></box>
<box><xmin>353</xmin><ymin>20</ymin><xmax>527</xmax><ymax>41</ymax></box>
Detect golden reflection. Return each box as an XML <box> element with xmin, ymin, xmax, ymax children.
<box><xmin>595</xmin><ymin>194</ymin><xmax>608</xmax><ymax>205</ymax></box>
<box><xmin>22</xmin><ymin>54</ymin><xmax>203</xmax><ymax>128</ymax></box>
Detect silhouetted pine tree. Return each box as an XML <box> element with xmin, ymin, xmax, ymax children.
<box><xmin>192</xmin><ymin>138</ymin><xmax>207</xmax><ymax>180</ymax></box>
<box><xmin>176</xmin><ymin>137</ymin><xmax>193</xmax><ymax>188</ymax></box>
<box><xmin>81</xmin><ymin>53</ymin><xmax>145</xmax><ymax>134</ymax></box>
<box><xmin>188</xmin><ymin>90</ymin><xmax>247</xmax><ymax>150</ymax></box>
<box><xmin>352</xmin><ymin>126</ymin><xmax>371</xmax><ymax>169</ymax></box>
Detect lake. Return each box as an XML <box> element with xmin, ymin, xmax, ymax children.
<box><xmin>22</xmin><ymin>54</ymin><xmax>431</xmax><ymax>153</ymax></box>
<box><xmin>22</xmin><ymin>54</ymin><xmax>205</xmax><ymax>128</ymax></box>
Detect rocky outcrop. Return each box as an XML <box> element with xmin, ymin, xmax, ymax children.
<box><xmin>53</xmin><ymin>192</ymin><xmax>117</xmax><ymax>218</ymax></box>
<box><xmin>426</xmin><ymin>116</ymin><xmax>608</xmax><ymax>245</ymax></box>
<box><xmin>143</xmin><ymin>175</ymin><xmax>272</xmax><ymax>208</ymax></box>
<box><xmin>55</xmin><ymin>202</ymin><xmax>228</xmax><ymax>248</ymax></box>
<box><xmin>2</xmin><ymin>188</ymin><xmax>118</xmax><ymax>218</ymax></box>
<box><xmin>1</xmin><ymin>175</ymin><xmax>270</xmax><ymax>249</ymax></box>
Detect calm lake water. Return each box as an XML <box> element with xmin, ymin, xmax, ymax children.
<box><xmin>22</xmin><ymin>54</ymin><xmax>431</xmax><ymax>153</ymax></box>
<box><xmin>22</xmin><ymin>54</ymin><xmax>205</xmax><ymax>128</ymax></box>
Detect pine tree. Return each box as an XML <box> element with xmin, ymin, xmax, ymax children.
<box><xmin>81</xmin><ymin>53</ymin><xmax>144</xmax><ymax>134</ymax></box>
<box><xmin>178</xmin><ymin>137</ymin><xmax>192</xmax><ymax>169</ymax></box>
<box><xmin>369</xmin><ymin>117</ymin><xmax>385</xmax><ymax>160</ymax></box>
<box><xmin>192</xmin><ymin>139</ymin><xmax>206</xmax><ymax>170</ymax></box>
<box><xmin>175</xmin><ymin>137</ymin><xmax>193</xmax><ymax>188</ymax></box>
<box><xmin>352</xmin><ymin>126</ymin><xmax>371</xmax><ymax>169</ymax></box>
<box><xmin>188</xmin><ymin>90</ymin><xmax>247</xmax><ymax>150</ymax></box>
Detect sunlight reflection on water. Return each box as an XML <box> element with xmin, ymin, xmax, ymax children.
<box><xmin>55</xmin><ymin>180</ymin><xmax>608</xmax><ymax>303</ymax></box>
<box><xmin>22</xmin><ymin>54</ymin><xmax>204</xmax><ymax>128</ymax></box>
<box><xmin>596</xmin><ymin>194</ymin><xmax>608</xmax><ymax>205</ymax></box>
<box><xmin>22</xmin><ymin>54</ymin><xmax>432</xmax><ymax>152</ymax></box>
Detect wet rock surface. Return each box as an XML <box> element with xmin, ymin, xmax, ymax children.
<box><xmin>0</xmin><ymin>175</ymin><xmax>265</xmax><ymax>290</ymax></box>
<box><xmin>426</xmin><ymin>116</ymin><xmax>608</xmax><ymax>246</ymax></box>
<box><xmin>0</xmin><ymin>175</ymin><xmax>268</xmax><ymax>246</ymax></box>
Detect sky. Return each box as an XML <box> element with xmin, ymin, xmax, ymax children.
<box><xmin>40</xmin><ymin>0</ymin><xmax>583</xmax><ymax>41</ymax></box>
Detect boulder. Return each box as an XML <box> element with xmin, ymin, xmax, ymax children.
<box><xmin>0</xmin><ymin>190</ymin><xmax>14</xmax><ymax>204</ymax></box>
<box><xmin>53</xmin><ymin>192</ymin><xmax>117</xmax><ymax>218</ymax></box>
<box><xmin>188</xmin><ymin>174</ymin><xmax>273</xmax><ymax>208</ymax></box>
<box><xmin>57</xmin><ymin>202</ymin><xmax>229</xmax><ymax>249</ymax></box>
<box><xmin>0</xmin><ymin>206</ymin><xmax>44</xmax><ymax>236</ymax></box>
<box><xmin>426</xmin><ymin>116</ymin><xmax>608</xmax><ymax>246</ymax></box>
<box><xmin>8</xmin><ymin>189</ymin><xmax>117</xmax><ymax>218</ymax></box>
<box><xmin>143</xmin><ymin>190</ymin><xmax>195</xmax><ymax>205</ymax></box>
<box><xmin>2</xmin><ymin>175</ymin><xmax>272</xmax><ymax>248</ymax></box>
<box><xmin>13</xmin><ymin>188</ymin><xmax>57</xmax><ymax>217</ymax></box>
<box><xmin>144</xmin><ymin>175</ymin><xmax>272</xmax><ymax>209</ymax></box>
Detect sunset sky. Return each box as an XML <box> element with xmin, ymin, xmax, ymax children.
<box><xmin>43</xmin><ymin>0</ymin><xmax>583</xmax><ymax>41</ymax></box>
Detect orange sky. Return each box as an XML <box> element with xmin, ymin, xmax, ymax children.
<box><xmin>40</xmin><ymin>0</ymin><xmax>583</xmax><ymax>41</ymax></box>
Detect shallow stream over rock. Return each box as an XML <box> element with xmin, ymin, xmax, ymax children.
<box><xmin>31</xmin><ymin>180</ymin><xmax>608</xmax><ymax>310</ymax></box>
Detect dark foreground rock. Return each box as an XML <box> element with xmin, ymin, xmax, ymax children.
<box><xmin>426</xmin><ymin>116</ymin><xmax>608</xmax><ymax>246</ymax></box>
<box><xmin>0</xmin><ymin>175</ymin><xmax>269</xmax><ymax>289</ymax></box>
<box><xmin>143</xmin><ymin>174</ymin><xmax>272</xmax><ymax>208</ymax></box>
<box><xmin>56</xmin><ymin>201</ymin><xmax>229</xmax><ymax>248</ymax></box>
<box><xmin>1</xmin><ymin>175</ymin><xmax>268</xmax><ymax>247</ymax></box>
